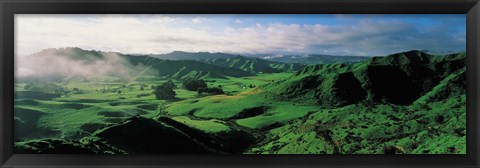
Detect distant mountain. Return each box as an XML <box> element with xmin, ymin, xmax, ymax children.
<box><xmin>152</xmin><ymin>51</ymin><xmax>240</xmax><ymax>60</ymax></box>
<box><xmin>153</xmin><ymin>51</ymin><xmax>307</xmax><ymax>73</ymax></box>
<box><xmin>262</xmin><ymin>54</ymin><xmax>370</xmax><ymax>65</ymax></box>
<box><xmin>199</xmin><ymin>56</ymin><xmax>306</xmax><ymax>73</ymax></box>
<box><xmin>420</xmin><ymin>49</ymin><xmax>465</xmax><ymax>55</ymax></box>
<box><xmin>21</xmin><ymin>48</ymin><xmax>253</xmax><ymax>81</ymax></box>
<box><xmin>121</xmin><ymin>55</ymin><xmax>253</xmax><ymax>79</ymax></box>
<box><xmin>265</xmin><ymin>50</ymin><xmax>466</xmax><ymax>107</ymax></box>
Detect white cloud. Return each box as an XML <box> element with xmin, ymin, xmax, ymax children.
<box><xmin>192</xmin><ymin>17</ymin><xmax>205</xmax><ymax>23</ymax></box>
<box><xmin>15</xmin><ymin>14</ymin><xmax>465</xmax><ymax>57</ymax></box>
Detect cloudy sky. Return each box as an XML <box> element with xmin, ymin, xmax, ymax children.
<box><xmin>15</xmin><ymin>14</ymin><xmax>465</xmax><ymax>56</ymax></box>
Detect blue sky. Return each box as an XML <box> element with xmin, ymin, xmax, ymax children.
<box><xmin>194</xmin><ymin>14</ymin><xmax>463</xmax><ymax>27</ymax></box>
<box><xmin>16</xmin><ymin>14</ymin><xmax>466</xmax><ymax>56</ymax></box>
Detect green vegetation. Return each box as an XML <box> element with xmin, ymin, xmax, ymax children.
<box><xmin>182</xmin><ymin>79</ymin><xmax>207</xmax><ymax>91</ymax></box>
<box><xmin>200</xmin><ymin>56</ymin><xmax>306</xmax><ymax>73</ymax></box>
<box><xmin>152</xmin><ymin>81</ymin><xmax>177</xmax><ymax>100</ymax></box>
<box><xmin>14</xmin><ymin>48</ymin><xmax>466</xmax><ymax>155</ymax></box>
<box><xmin>172</xmin><ymin>116</ymin><xmax>230</xmax><ymax>133</ymax></box>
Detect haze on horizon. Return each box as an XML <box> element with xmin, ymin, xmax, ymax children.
<box><xmin>15</xmin><ymin>14</ymin><xmax>466</xmax><ymax>57</ymax></box>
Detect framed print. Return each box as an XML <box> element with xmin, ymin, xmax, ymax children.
<box><xmin>1</xmin><ymin>0</ymin><xmax>479</xmax><ymax>167</ymax></box>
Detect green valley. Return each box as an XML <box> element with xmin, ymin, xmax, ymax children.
<box><xmin>14</xmin><ymin>48</ymin><xmax>466</xmax><ymax>154</ymax></box>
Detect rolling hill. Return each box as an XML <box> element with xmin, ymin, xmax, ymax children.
<box><xmin>266</xmin><ymin>50</ymin><xmax>466</xmax><ymax>107</ymax></box>
<box><xmin>153</xmin><ymin>51</ymin><xmax>307</xmax><ymax>73</ymax></box>
<box><xmin>120</xmin><ymin>55</ymin><xmax>253</xmax><ymax>79</ymax></box>
<box><xmin>246</xmin><ymin>50</ymin><xmax>466</xmax><ymax>154</ymax></box>
<box><xmin>14</xmin><ymin>49</ymin><xmax>466</xmax><ymax>154</ymax></box>
<box><xmin>199</xmin><ymin>56</ymin><xmax>306</xmax><ymax>73</ymax></box>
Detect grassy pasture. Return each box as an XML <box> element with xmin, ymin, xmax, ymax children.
<box><xmin>14</xmin><ymin>73</ymin><xmax>292</xmax><ymax>141</ymax></box>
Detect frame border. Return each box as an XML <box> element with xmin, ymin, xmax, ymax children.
<box><xmin>1</xmin><ymin>0</ymin><xmax>479</xmax><ymax>167</ymax></box>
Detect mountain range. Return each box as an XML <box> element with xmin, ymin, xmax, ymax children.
<box><xmin>154</xmin><ymin>51</ymin><xmax>370</xmax><ymax>65</ymax></box>
<box><xmin>21</xmin><ymin>48</ymin><xmax>373</xmax><ymax>81</ymax></box>
<box><xmin>153</xmin><ymin>51</ymin><xmax>307</xmax><ymax>73</ymax></box>
<box><xmin>261</xmin><ymin>54</ymin><xmax>370</xmax><ymax>65</ymax></box>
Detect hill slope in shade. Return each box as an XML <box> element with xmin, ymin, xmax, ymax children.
<box><xmin>266</xmin><ymin>50</ymin><xmax>466</xmax><ymax>107</ymax></box>
<box><xmin>16</xmin><ymin>116</ymin><xmax>257</xmax><ymax>154</ymax></box>
<box><xmin>246</xmin><ymin>51</ymin><xmax>466</xmax><ymax>154</ymax></box>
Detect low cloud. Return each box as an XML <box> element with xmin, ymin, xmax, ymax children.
<box><xmin>15</xmin><ymin>48</ymin><xmax>153</xmax><ymax>81</ymax></box>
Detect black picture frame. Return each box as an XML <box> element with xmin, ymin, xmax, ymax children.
<box><xmin>1</xmin><ymin>0</ymin><xmax>479</xmax><ymax>167</ymax></box>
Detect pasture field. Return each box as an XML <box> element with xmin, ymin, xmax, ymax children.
<box><xmin>15</xmin><ymin>73</ymin><xmax>309</xmax><ymax>142</ymax></box>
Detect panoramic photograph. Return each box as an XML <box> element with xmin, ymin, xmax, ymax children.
<box><xmin>14</xmin><ymin>14</ymin><xmax>466</xmax><ymax>154</ymax></box>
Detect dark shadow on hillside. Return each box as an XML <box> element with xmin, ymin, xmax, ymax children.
<box><xmin>329</xmin><ymin>72</ymin><xmax>366</xmax><ymax>106</ymax></box>
<box><xmin>14</xmin><ymin>108</ymin><xmax>61</xmax><ymax>141</ymax></box>
<box><xmin>158</xmin><ymin>117</ymin><xmax>256</xmax><ymax>154</ymax></box>
<box><xmin>230</xmin><ymin>106</ymin><xmax>269</xmax><ymax>119</ymax></box>
<box><xmin>92</xmin><ymin>116</ymin><xmax>213</xmax><ymax>154</ymax></box>
<box><xmin>366</xmin><ymin>65</ymin><xmax>423</xmax><ymax>105</ymax></box>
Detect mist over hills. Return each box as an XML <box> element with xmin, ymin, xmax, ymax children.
<box><xmin>20</xmin><ymin>47</ymin><xmax>466</xmax><ymax>109</ymax></box>
<box><xmin>16</xmin><ymin>48</ymin><xmax>374</xmax><ymax>81</ymax></box>
<box><xmin>17</xmin><ymin>48</ymin><xmax>464</xmax><ymax>87</ymax></box>
<box><xmin>16</xmin><ymin>48</ymin><xmax>254</xmax><ymax>81</ymax></box>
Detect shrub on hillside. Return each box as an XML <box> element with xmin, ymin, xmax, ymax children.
<box><xmin>152</xmin><ymin>82</ymin><xmax>177</xmax><ymax>100</ymax></box>
<box><xmin>182</xmin><ymin>79</ymin><xmax>207</xmax><ymax>91</ymax></box>
<box><xmin>164</xmin><ymin>80</ymin><xmax>177</xmax><ymax>89</ymax></box>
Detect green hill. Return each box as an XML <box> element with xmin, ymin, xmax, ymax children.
<box><xmin>247</xmin><ymin>50</ymin><xmax>466</xmax><ymax>154</ymax></box>
<box><xmin>120</xmin><ymin>55</ymin><xmax>253</xmax><ymax>79</ymax></box>
<box><xmin>153</xmin><ymin>51</ymin><xmax>307</xmax><ymax>73</ymax></box>
<box><xmin>266</xmin><ymin>50</ymin><xmax>466</xmax><ymax>107</ymax></box>
<box><xmin>14</xmin><ymin>48</ymin><xmax>466</xmax><ymax>154</ymax></box>
<box><xmin>199</xmin><ymin>56</ymin><xmax>306</xmax><ymax>73</ymax></box>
